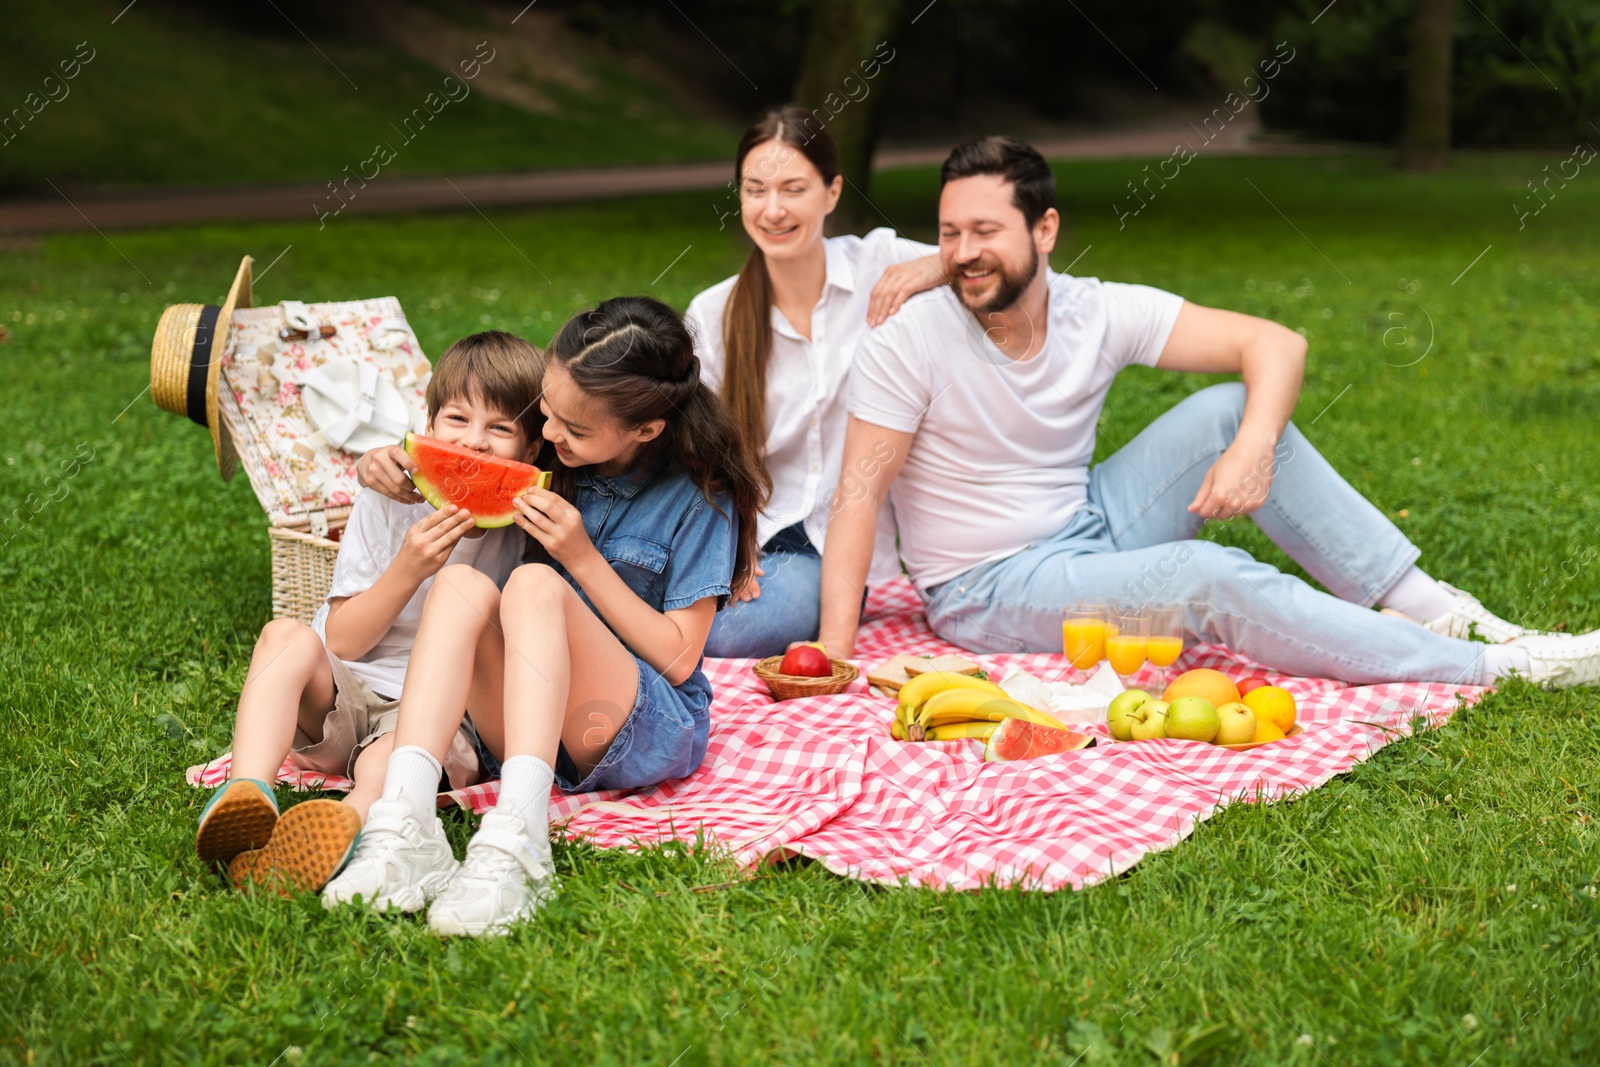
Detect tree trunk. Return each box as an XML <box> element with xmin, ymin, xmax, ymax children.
<box><xmin>1399</xmin><ymin>0</ymin><xmax>1457</xmax><ymax>171</ymax></box>
<box><xmin>793</xmin><ymin>0</ymin><xmax>909</xmax><ymax>233</ymax></box>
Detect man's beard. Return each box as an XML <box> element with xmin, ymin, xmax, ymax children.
<box><xmin>951</xmin><ymin>246</ymin><xmax>1039</xmax><ymax>314</ymax></box>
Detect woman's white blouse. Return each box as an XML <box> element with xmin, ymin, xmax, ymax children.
<box><xmin>686</xmin><ymin>227</ymin><xmax>935</xmax><ymax>584</ymax></box>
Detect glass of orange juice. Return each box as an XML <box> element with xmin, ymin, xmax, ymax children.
<box><xmin>1062</xmin><ymin>602</ymin><xmax>1108</xmax><ymax>671</ymax></box>
<box><xmin>1106</xmin><ymin>607</ymin><xmax>1148</xmax><ymax>678</ymax></box>
<box><xmin>1145</xmin><ymin>603</ymin><xmax>1185</xmax><ymax>685</ymax></box>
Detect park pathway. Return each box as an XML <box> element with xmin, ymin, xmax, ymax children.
<box><xmin>1</xmin><ymin>115</ymin><xmax>1290</xmax><ymax>235</ymax></box>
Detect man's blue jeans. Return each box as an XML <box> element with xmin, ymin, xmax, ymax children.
<box><xmin>925</xmin><ymin>383</ymin><xmax>1485</xmax><ymax>685</ymax></box>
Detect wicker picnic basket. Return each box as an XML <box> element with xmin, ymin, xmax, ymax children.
<box><xmin>752</xmin><ymin>656</ymin><xmax>860</xmax><ymax>700</ymax></box>
<box><xmin>152</xmin><ymin>262</ymin><xmax>432</xmax><ymax>623</ymax></box>
<box><xmin>268</xmin><ymin>526</ymin><xmax>344</xmax><ymax>623</ymax></box>
<box><xmin>214</xmin><ymin>295</ymin><xmax>430</xmax><ymax>622</ymax></box>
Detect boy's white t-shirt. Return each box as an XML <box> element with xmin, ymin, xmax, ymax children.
<box><xmin>310</xmin><ymin>491</ymin><xmax>525</xmax><ymax>699</ymax></box>
<box><xmin>846</xmin><ymin>271</ymin><xmax>1184</xmax><ymax>592</ymax></box>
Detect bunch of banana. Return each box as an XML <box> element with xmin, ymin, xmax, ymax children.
<box><xmin>890</xmin><ymin>671</ymin><xmax>1068</xmax><ymax>742</ymax></box>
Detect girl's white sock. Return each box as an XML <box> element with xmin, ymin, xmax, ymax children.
<box><xmin>381</xmin><ymin>745</ymin><xmax>443</xmax><ymax>824</ymax></box>
<box><xmin>492</xmin><ymin>754</ymin><xmax>555</xmax><ymax>846</ymax></box>
<box><xmin>1378</xmin><ymin>566</ymin><xmax>1458</xmax><ymax>623</ymax></box>
<box><xmin>1482</xmin><ymin>643</ymin><xmax>1532</xmax><ymax>685</ymax></box>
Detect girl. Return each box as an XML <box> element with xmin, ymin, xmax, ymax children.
<box><xmin>686</xmin><ymin>105</ymin><xmax>949</xmax><ymax>658</ymax></box>
<box><xmin>325</xmin><ymin>296</ymin><xmax>766</xmax><ymax>935</ymax></box>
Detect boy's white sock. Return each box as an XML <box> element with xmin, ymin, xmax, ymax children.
<box><xmin>381</xmin><ymin>745</ymin><xmax>443</xmax><ymax>824</ymax></box>
<box><xmin>1378</xmin><ymin>566</ymin><xmax>1457</xmax><ymax>623</ymax></box>
<box><xmin>1482</xmin><ymin>643</ymin><xmax>1532</xmax><ymax>685</ymax></box>
<box><xmin>491</xmin><ymin>754</ymin><xmax>555</xmax><ymax>847</ymax></box>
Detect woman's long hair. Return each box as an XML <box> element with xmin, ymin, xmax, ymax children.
<box><xmin>722</xmin><ymin>106</ymin><xmax>841</xmax><ymax>485</ymax></box>
<box><xmin>548</xmin><ymin>296</ymin><xmax>769</xmax><ymax>591</ymax></box>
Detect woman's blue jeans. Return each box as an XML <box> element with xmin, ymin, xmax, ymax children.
<box><xmin>924</xmin><ymin>383</ymin><xmax>1484</xmax><ymax>686</ymax></box>
<box><xmin>704</xmin><ymin>523</ymin><xmax>824</xmax><ymax>659</ymax></box>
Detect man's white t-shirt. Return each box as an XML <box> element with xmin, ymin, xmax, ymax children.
<box><xmin>847</xmin><ymin>271</ymin><xmax>1184</xmax><ymax>592</ymax></box>
<box><xmin>310</xmin><ymin>491</ymin><xmax>525</xmax><ymax>699</ymax></box>
<box><xmin>686</xmin><ymin>227</ymin><xmax>935</xmax><ymax>584</ymax></box>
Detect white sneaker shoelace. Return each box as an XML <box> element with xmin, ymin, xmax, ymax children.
<box><xmin>1426</xmin><ymin>582</ymin><xmax>1533</xmax><ymax>644</ymax></box>
<box><xmin>321</xmin><ymin>800</ymin><xmax>457</xmax><ymax>912</ymax></box>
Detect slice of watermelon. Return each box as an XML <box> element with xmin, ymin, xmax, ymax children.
<box><xmin>403</xmin><ymin>432</ymin><xmax>551</xmax><ymax>529</ymax></box>
<box><xmin>983</xmin><ymin>717</ymin><xmax>1094</xmax><ymax>762</ymax></box>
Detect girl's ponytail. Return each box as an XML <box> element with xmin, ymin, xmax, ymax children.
<box><xmin>549</xmin><ymin>297</ymin><xmax>769</xmax><ymax>591</ymax></box>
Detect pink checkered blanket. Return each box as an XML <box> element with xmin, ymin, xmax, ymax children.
<box><xmin>188</xmin><ymin>578</ymin><xmax>1485</xmax><ymax>891</ymax></box>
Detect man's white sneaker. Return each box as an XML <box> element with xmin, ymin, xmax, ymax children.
<box><xmin>1422</xmin><ymin>582</ymin><xmax>1533</xmax><ymax>644</ymax></box>
<box><xmin>1506</xmin><ymin>630</ymin><xmax>1600</xmax><ymax>688</ymax></box>
<box><xmin>427</xmin><ymin>812</ymin><xmax>556</xmax><ymax>938</ymax></box>
<box><xmin>321</xmin><ymin>799</ymin><xmax>458</xmax><ymax>913</ymax></box>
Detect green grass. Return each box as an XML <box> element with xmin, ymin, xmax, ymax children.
<box><xmin>0</xmin><ymin>0</ymin><xmax>734</xmax><ymax>192</ymax></box>
<box><xmin>4</xmin><ymin>152</ymin><xmax>1600</xmax><ymax>1065</ymax></box>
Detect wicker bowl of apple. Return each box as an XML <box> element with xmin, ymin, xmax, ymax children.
<box><xmin>753</xmin><ymin>644</ymin><xmax>859</xmax><ymax>701</ymax></box>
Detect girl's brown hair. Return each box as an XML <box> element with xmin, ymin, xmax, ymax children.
<box><xmin>722</xmin><ymin>106</ymin><xmax>840</xmax><ymax>485</ymax></box>
<box><xmin>548</xmin><ymin>296</ymin><xmax>769</xmax><ymax>591</ymax></box>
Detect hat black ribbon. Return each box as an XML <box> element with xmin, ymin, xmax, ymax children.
<box><xmin>187</xmin><ymin>303</ymin><xmax>222</xmax><ymax>428</ymax></box>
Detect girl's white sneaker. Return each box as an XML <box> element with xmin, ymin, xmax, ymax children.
<box><xmin>1506</xmin><ymin>630</ymin><xmax>1600</xmax><ymax>688</ymax></box>
<box><xmin>428</xmin><ymin>812</ymin><xmax>556</xmax><ymax>937</ymax></box>
<box><xmin>321</xmin><ymin>799</ymin><xmax>458</xmax><ymax>913</ymax></box>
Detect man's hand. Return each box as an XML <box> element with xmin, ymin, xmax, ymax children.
<box><xmin>732</xmin><ymin>561</ymin><xmax>765</xmax><ymax>603</ymax></box>
<box><xmin>1155</xmin><ymin>301</ymin><xmax>1304</xmax><ymax>521</ymax></box>
<box><xmin>356</xmin><ymin>444</ymin><xmax>423</xmax><ymax>505</ymax></box>
<box><xmin>396</xmin><ymin>505</ymin><xmax>476</xmax><ymax>582</ymax></box>
<box><xmin>513</xmin><ymin>486</ymin><xmax>597</xmax><ymax>567</ymax></box>
<box><xmin>1188</xmin><ymin>437</ymin><xmax>1277</xmax><ymax>520</ymax></box>
<box><xmin>866</xmin><ymin>254</ymin><xmax>946</xmax><ymax>327</ymax></box>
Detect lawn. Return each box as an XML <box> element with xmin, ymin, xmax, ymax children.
<box><xmin>0</xmin><ymin>0</ymin><xmax>734</xmax><ymax>193</ymax></box>
<box><xmin>3</xmin><ymin>152</ymin><xmax>1600</xmax><ymax>1065</ymax></box>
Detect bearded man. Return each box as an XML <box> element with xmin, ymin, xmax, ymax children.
<box><xmin>816</xmin><ymin>136</ymin><xmax>1598</xmax><ymax>689</ymax></box>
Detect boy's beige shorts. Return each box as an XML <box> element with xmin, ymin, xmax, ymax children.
<box><xmin>288</xmin><ymin>649</ymin><xmax>482</xmax><ymax>791</ymax></box>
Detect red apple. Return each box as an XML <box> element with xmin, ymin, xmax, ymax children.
<box><xmin>1236</xmin><ymin>675</ymin><xmax>1271</xmax><ymax>696</ymax></box>
<box><xmin>779</xmin><ymin>645</ymin><xmax>832</xmax><ymax>678</ymax></box>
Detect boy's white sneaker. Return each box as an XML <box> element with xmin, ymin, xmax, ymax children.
<box><xmin>1506</xmin><ymin>630</ymin><xmax>1600</xmax><ymax>688</ymax></box>
<box><xmin>1422</xmin><ymin>583</ymin><xmax>1533</xmax><ymax>644</ymax></box>
<box><xmin>427</xmin><ymin>812</ymin><xmax>556</xmax><ymax>938</ymax></box>
<box><xmin>321</xmin><ymin>799</ymin><xmax>458</xmax><ymax>913</ymax></box>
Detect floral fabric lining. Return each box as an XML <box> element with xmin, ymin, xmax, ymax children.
<box><xmin>218</xmin><ymin>298</ymin><xmax>431</xmax><ymax>527</ymax></box>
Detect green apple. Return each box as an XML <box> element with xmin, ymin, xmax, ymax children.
<box><xmin>1214</xmin><ymin>701</ymin><xmax>1257</xmax><ymax>745</ymax></box>
<box><xmin>1130</xmin><ymin>699</ymin><xmax>1170</xmax><ymax>741</ymax></box>
<box><xmin>1107</xmin><ymin>689</ymin><xmax>1154</xmax><ymax>741</ymax></box>
<box><xmin>1165</xmin><ymin>696</ymin><xmax>1219</xmax><ymax>743</ymax></box>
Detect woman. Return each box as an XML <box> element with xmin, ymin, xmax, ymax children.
<box><xmin>686</xmin><ymin>105</ymin><xmax>947</xmax><ymax>659</ymax></box>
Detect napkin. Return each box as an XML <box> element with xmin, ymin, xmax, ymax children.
<box><xmin>998</xmin><ymin>661</ymin><xmax>1126</xmax><ymax>725</ymax></box>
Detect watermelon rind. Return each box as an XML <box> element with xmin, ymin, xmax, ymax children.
<box><xmin>403</xmin><ymin>432</ymin><xmax>549</xmax><ymax>529</ymax></box>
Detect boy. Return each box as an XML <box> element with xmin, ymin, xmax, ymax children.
<box><xmin>194</xmin><ymin>331</ymin><xmax>543</xmax><ymax>894</ymax></box>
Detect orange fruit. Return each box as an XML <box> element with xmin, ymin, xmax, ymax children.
<box><xmin>1242</xmin><ymin>686</ymin><xmax>1295</xmax><ymax>733</ymax></box>
<box><xmin>1161</xmin><ymin>668</ymin><xmax>1241</xmax><ymax>708</ymax></box>
<box><xmin>1252</xmin><ymin>720</ymin><xmax>1287</xmax><ymax>743</ymax></box>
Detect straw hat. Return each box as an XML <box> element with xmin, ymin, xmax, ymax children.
<box><xmin>151</xmin><ymin>256</ymin><xmax>253</xmax><ymax>479</ymax></box>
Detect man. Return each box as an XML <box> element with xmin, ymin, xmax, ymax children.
<box><xmin>817</xmin><ymin>136</ymin><xmax>1598</xmax><ymax>688</ymax></box>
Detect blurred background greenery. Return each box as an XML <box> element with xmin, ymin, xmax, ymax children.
<box><xmin>4</xmin><ymin>0</ymin><xmax>1596</xmax><ymax>210</ymax></box>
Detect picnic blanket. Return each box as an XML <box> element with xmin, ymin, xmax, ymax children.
<box><xmin>188</xmin><ymin>578</ymin><xmax>1486</xmax><ymax>891</ymax></box>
